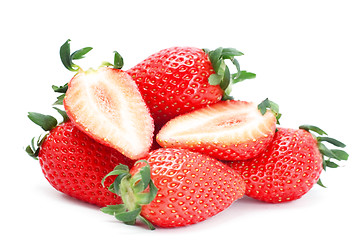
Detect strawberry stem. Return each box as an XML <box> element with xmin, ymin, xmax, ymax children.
<box><xmin>101</xmin><ymin>161</ymin><xmax>158</xmax><ymax>230</ymax></box>
<box><xmin>204</xmin><ymin>47</ymin><xmax>256</xmax><ymax>100</ymax></box>
<box><xmin>299</xmin><ymin>124</ymin><xmax>349</xmax><ymax>187</ymax></box>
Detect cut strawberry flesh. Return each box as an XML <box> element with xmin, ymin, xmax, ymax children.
<box><xmin>156</xmin><ymin>100</ymin><xmax>276</xmax><ymax>160</ymax></box>
<box><xmin>64</xmin><ymin>67</ymin><xmax>154</xmax><ymax>160</ymax></box>
<box><xmin>217</xmin><ymin>119</ymin><xmax>243</xmax><ymax>127</ymax></box>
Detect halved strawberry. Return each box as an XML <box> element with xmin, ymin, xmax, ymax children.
<box><xmin>156</xmin><ymin>100</ymin><xmax>277</xmax><ymax>161</ymax></box>
<box><xmin>64</xmin><ymin>67</ymin><xmax>154</xmax><ymax>160</ymax></box>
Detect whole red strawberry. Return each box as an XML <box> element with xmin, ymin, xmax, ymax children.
<box><xmin>127</xmin><ymin>47</ymin><xmax>255</xmax><ymax>128</ymax></box>
<box><xmin>101</xmin><ymin>148</ymin><xmax>246</xmax><ymax>229</ymax></box>
<box><xmin>26</xmin><ymin>40</ymin><xmax>152</xmax><ymax>207</ymax></box>
<box><xmin>224</xmin><ymin>125</ymin><xmax>348</xmax><ymax>203</ymax></box>
<box><xmin>26</xmin><ymin>115</ymin><xmax>134</xmax><ymax>207</ymax></box>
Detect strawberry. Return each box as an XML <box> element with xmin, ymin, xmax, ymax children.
<box><xmin>156</xmin><ymin>99</ymin><xmax>278</xmax><ymax>161</ymax></box>
<box><xmin>224</xmin><ymin>125</ymin><xmax>348</xmax><ymax>203</ymax></box>
<box><xmin>127</xmin><ymin>47</ymin><xmax>256</xmax><ymax>128</ymax></box>
<box><xmin>26</xmin><ymin>111</ymin><xmax>134</xmax><ymax>207</ymax></box>
<box><xmin>101</xmin><ymin>148</ymin><xmax>246</xmax><ymax>229</ymax></box>
<box><xmin>61</xmin><ymin>40</ymin><xmax>154</xmax><ymax>160</ymax></box>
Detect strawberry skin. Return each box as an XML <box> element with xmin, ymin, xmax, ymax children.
<box><xmin>157</xmin><ymin>100</ymin><xmax>277</xmax><ymax>161</ymax></box>
<box><xmin>140</xmin><ymin>148</ymin><xmax>245</xmax><ymax>227</ymax></box>
<box><xmin>126</xmin><ymin>47</ymin><xmax>223</xmax><ymax>128</ymax></box>
<box><xmin>102</xmin><ymin>148</ymin><xmax>245</xmax><ymax>228</ymax></box>
<box><xmin>224</xmin><ymin>127</ymin><xmax>323</xmax><ymax>203</ymax></box>
<box><xmin>38</xmin><ymin>121</ymin><xmax>134</xmax><ymax>207</ymax></box>
<box><xmin>64</xmin><ymin>67</ymin><xmax>154</xmax><ymax>160</ymax></box>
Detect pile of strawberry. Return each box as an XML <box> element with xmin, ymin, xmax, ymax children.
<box><xmin>26</xmin><ymin>40</ymin><xmax>348</xmax><ymax>230</ymax></box>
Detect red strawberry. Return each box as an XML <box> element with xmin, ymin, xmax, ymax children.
<box><xmin>156</xmin><ymin>100</ymin><xmax>278</xmax><ymax>161</ymax></box>
<box><xmin>127</xmin><ymin>47</ymin><xmax>255</xmax><ymax>128</ymax></box>
<box><xmin>224</xmin><ymin>126</ymin><xmax>348</xmax><ymax>203</ymax></box>
<box><xmin>26</xmin><ymin>40</ymin><xmax>140</xmax><ymax>206</ymax></box>
<box><xmin>101</xmin><ymin>148</ymin><xmax>246</xmax><ymax>229</ymax></box>
<box><xmin>26</xmin><ymin>115</ymin><xmax>134</xmax><ymax>207</ymax></box>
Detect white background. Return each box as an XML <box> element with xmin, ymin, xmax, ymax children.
<box><xmin>1</xmin><ymin>0</ymin><xmax>359</xmax><ymax>239</ymax></box>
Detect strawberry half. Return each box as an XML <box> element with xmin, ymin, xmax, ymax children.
<box><xmin>156</xmin><ymin>100</ymin><xmax>277</xmax><ymax>161</ymax></box>
<box><xmin>64</xmin><ymin>67</ymin><xmax>154</xmax><ymax>160</ymax></box>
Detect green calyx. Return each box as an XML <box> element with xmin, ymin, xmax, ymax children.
<box><xmin>299</xmin><ymin>125</ymin><xmax>349</xmax><ymax>187</ymax></box>
<box><xmin>101</xmin><ymin>51</ymin><xmax>124</xmax><ymax>69</ymax></box>
<box><xmin>59</xmin><ymin>40</ymin><xmax>124</xmax><ymax>103</ymax></box>
<box><xmin>101</xmin><ymin>161</ymin><xmax>158</xmax><ymax>230</ymax></box>
<box><xmin>61</xmin><ymin>39</ymin><xmax>124</xmax><ymax>72</ymax></box>
<box><xmin>203</xmin><ymin>47</ymin><xmax>256</xmax><ymax>100</ymax></box>
<box><xmin>60</xmin><ymin>39</ymin><xmax>93</xmax><ymax>72</ymax></box>
<box><xmin>25</xmin><ymin>134</ymin><xmax>46</xmax><ymax>160</ymax></box>
<box><xmin>25</xmin><ymin>108</ymin><xmax>69</xmax><ymax>160</ymax></box>
<box><xmin>52</xmin><ymin>83</ymin><xmax>68</xmax><ymax>106</ymax></box>
<box><xmin>57</xmin><ymin>39</ymin><xmax>92</xmax><ymax>104</ymax></box>
<box><xmin>257</xmin><ymin>98</ymin><xmax>281</xmax><ymax>124</ymax></box>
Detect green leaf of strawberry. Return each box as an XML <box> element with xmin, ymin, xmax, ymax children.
<box><xmin>232</xmin><ymin>70</ymin><xmax>256</xmax><ymax>83</ymax></box>
<box><xmin>299</xmin><ymin>124</ymin><xmax>327</xmax><ymax>135</ymax></box>
<box><xmin>208</xmin><ymin>73</ymin><xmax>223</xmax><ymax>85</ymax></box>
<box><xmin>53</xmin><ymin>94</ymin><xmax>65</xmax><ymax>105</ymax></box>
<box><xmin>101</xmin><ymin>51</ymin><xmax>124</xmax><ymax>69</ymax></box>
<box><xmin>317</xmin><ymin>178</ymin><xmax>326</xmax><ymax>188</ymax></box>
<box><xmin>52</xmin><ymin>83</ymin><xmax>68</xmax><ymax>106</ymax></box>
<box><xmin>25</xmin><ymin>135</ymin><xmax>46</xmax><ymax>160</ymax></box>
<box><xmin>113</xmin><ymin>51</ymin><xmax>124</xmax><ymax>69</ymax></box>
<box><xmin>52</xmin><ymin>83</ymin><xmax>68</xmax><ymax>93</ymax></box>
<box><xmin>330</xmin><ymin>149</ymin><xmax>349</xmax><ymax>160</ymax></box>
<box><xmin>53</xmin><ymin>107</ymin><xmax>69</xmax><ymax>123</ymax></box>
<box><xmin>60</xmin><ymin>39</ymin><xmax>92</xmax><ymax>72</ymax></box>
<box><xmin>258</xmin><ymin>98</ymin><xmax>281</xmax><ymax>124</ymax></box>
<box><xmin>27</xmin><ymin>112</ymin><xmax>58</xmax><ymax>131</ymax></box>
<box><xmin>57</xmin><ymin>40</ymin><xmax>93</xmax><ymax>105</ymax></box>
<box><xmin>206</xmin><ymin>47</ymin><xmax>256</xmax><ymax>100</ymax></box>
<box><xmin>101</xmin><ymin>160</ymin><xmax>158</xmax><ymax>230</ymax></box>
<box><xmin>71</xmin><ymin>46</ymin><xmax>93</xmax><ymax>60</ymax></box>
<box><xmin>299</xmin><ymin>124</ymin><xmax>348</xmax><ymax>186</ymax></box>
<box><xmin>317</xmin><ymin>136</ymin><xmax>346</xmax><ymax>148</ymax></box>
<box><xmin>26</xmin><ymin>108</ymin><xmax>70</xmax><ymax>160</ymax></box>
